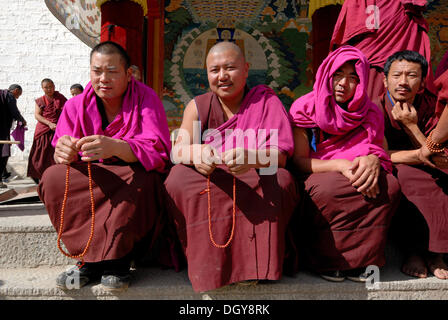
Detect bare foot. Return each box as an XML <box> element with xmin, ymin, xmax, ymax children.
<box><xmin>401</xmin><ymin>253</ymin><xmax>428</xmax><ymax>278</ymax></box>
<box><xmin>426</xmin><ymin>253</ymin><xmax>448</xmax><ymax>280</ymax></box>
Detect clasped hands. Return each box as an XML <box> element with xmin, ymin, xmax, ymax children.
<box><xmin>194</xmin><ymin>146</ymin><xmax>264</xmax><ymax>176</ymax></box>
<box><xmin>54</xmin><ymin>134</ymin><xmax>116</xmax><ymax>164</ymax></box>
<box><xmin>338</xmin><ymin>154</ymin><xmax>381</xmax><ymax>199</ymax></box>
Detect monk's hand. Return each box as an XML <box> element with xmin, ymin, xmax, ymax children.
<box><xmin>349</xmin><ymin>155</ymin><xmax>381</xmax><ymax>198</ymax></box>
<box><xmin>194</xmin><ymin>144</ymin><xmax>219</xmax><ymax>176</ymax></box>
<box><xmin>222</xmin><ymin>148</ymin><xmax>255</xmax><ymax>175</ymax></box>
<box><xmin>54</xmin><ymin>135</ymin><xmax>79</xmax><ymax>164</ymax></box>
<box><xmin>417</xmin><ymin>145</ymin><xmax>437</xmax><ymax>168</ymax></box>
<box><xmin>76</xmin><ymin>135</ymin><xmax>116</xmax><ymax>162</ymax></box>
<box><xmin>431</xmin><ymin>153</ymin><xmax>448</xmax><ymax>169</ymax></box>
<box><xmin>338</xmin><ymin>159</ymin><xmax>356</xmax><ymax>181</ymax></box>
<box><xmin>391</xmin><ymin>102</ymin><xmax>418</xmax><ymax>128</ymax></box>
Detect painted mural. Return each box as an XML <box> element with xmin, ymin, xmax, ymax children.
<box><xmin>163</xmin><ymin>0</ymin><xmax>312</xmax><ymax>128</ymax></box>
<box><xmin>426</xmin><ymin>0</ymin><xmax>448</xmax><ymax>72</ymax></box>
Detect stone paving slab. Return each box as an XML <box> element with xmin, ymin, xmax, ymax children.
<box><xmin>1</xmin><ymin>265</ymin><xmax>448</xmax><ymax>300</ymax></box>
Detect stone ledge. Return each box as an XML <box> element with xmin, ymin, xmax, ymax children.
<box><xmin>1</xmin><ymin>265</ymin><xmax>448</xmax><ymax>300</ymax></box>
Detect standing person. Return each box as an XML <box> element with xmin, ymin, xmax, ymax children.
<box><xmin>164</xmin><ymin>41</ymin><xmax>299</xmax><ymax>293</ymax></box>
<box><xmin>330</xmin><ymin>0</ymin><xmax>435</xmax><ymax>100</ymax></box>
<box><xmin>27</xmin><ymin>79</ymin><xmax>67</xmax><ymax>183</ymax></box>
<box><xmin>70</xmin><ymin>84</ymin><xmax>84</xmax><ymax>97</ymax></box>
<box><xmin>289</xmin><ymin>46</ymin><xmax>401</xmax><ymax>282</ymax></box>
<box><xmin>38</xmin><ymin>41</ymin><xmax>171</xmax><ymax>292</ymax></box>
<box><xmin>375</xmin><ymin>51</ymin><xmax>448</xmax><ymax>279</ymax></box>
<box><xmin>0</xmin><ymin>84</ymin><xmax>27</xmax><ymax>188</ymax></box>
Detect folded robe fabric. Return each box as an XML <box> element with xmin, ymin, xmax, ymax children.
<box><xmin>52</xmin><ymin>77</ymin><xmax>171</xmax><ymax>172</ymax></box>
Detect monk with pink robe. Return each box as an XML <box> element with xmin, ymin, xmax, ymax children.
<box><xmin>330</xmin><ymin>0</ymin><xmax>435</xmax><ymax>100</ymax></box>
<box><xmin>164</xmin><ymin>42</ymin><xmax>299</xmax><ymax>292</ymax></box>
<box><xmin>38</xmin><ymin>42</ymin><xmax>171</xmax><ymax>292</ymax></box>
<box><xmin>290</xmin><ymin>46</ymin><xmax>401</xmax><ymax>282</ymax></box>
<box><xmin>375</xmin><ymin>50</ymin><xmax>448</xmax><ymax>280</ymax></box>
<box><xmin>27</xmin><ymin>79</ymin><xmax>67</xmax><ymax>182</ymax></box>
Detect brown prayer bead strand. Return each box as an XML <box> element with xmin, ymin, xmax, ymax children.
<box><xmin>202</xmin><ymin>175</ymin><xmax>236</xmax><ymax>249</ymax></box>
<box><xmin>57</xmin><ymin>162</ymin><xmax>96</xmax><ymax>268</ymax></box>
<box><xmin>426</xmin><ymin>130</ymin><xmax>447</xmax><ymax>153</ymax></box>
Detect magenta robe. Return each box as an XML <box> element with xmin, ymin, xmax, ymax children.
<box><xmin>289</xmin><ymin>46</ymin><xmax>401</xmax><ymax>272</ymax></box>
<box><xmin>164</xmin><ymin>85</ymin><xmax>300</xmax><ymax>292</ymax></box>
<box><xmin>38</xmin><ymin>78</ymin><xmax>172</xmax><ymax>263</ymax></box>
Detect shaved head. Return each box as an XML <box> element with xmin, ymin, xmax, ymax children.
<box><xmin>205</xmin><ymin>41</ymin><xmax>249</xmax><ymax>106</ymax></box>
<box><xmin>206</xmin><ymin>41</ymin><xmax>245</xmax><ymax>65</ymax></box>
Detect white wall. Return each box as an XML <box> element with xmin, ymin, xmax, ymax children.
<box><xmin>0</xmin><ymin>0</ymin><xmax>91</xmax><ymax>175</ymax></box>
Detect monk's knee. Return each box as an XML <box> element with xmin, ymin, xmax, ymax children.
<box><xmin>164</xmin><ymin>164</ymin><xmax>192</xmax><ymax>195</ymax></box>
<box><xmin>306</xmin><ymin>172</ymin><xmax>346</xmax><ymax>203</ymax></box>
<box><xmin>38</xmin><ymin>164</ymin><xmax>67</xmax><ymax>203</ymax></box>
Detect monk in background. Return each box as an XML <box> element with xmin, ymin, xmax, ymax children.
<box><xmin>164</xmin><ymin>42</ymin><xmax>299</xmax><ymax>292</ymax></box>
<box><xmin>27</xmin><ymin>78</ymin><xmax>67</xmax><ymax>183</ymax></box>
<box><xmin>376</xmin><ymin>51</ymin><xmax>448</xmax><ymax>280</ymax></box>
<box><xmin>290</xmin><ymin>46</ymin><xmax>401</xmax><ymax>282</ymax></box>
<box><xmin>38</xmin><ymin>41</ymin><xmax>171</xmax><ymax>292</ymax></box>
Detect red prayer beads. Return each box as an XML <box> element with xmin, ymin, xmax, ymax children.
<box><xmin>57</xmin><ymin>162</ymin><xmax>96</xmax><ymax>268</ymax></box>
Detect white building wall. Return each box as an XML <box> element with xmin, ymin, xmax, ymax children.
<box><xmin>0</xmin><ymin>0</ymin><xmax>91</xmax><ymax>176</ymax></box>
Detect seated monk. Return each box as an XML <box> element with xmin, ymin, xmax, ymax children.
<box><xmin>164</xmin><ymin>41</ymin><xmax>300</xmax><ymax>292</ymax></box>
<box><xmin>290</xmin><ymin>46</ymin><xmax>401</xmax><ymax>282</ymax></box>
<box><xmin>375</xmin><ymin>51</ymin><xmax>448</xmax><ymax>279</ymax></box>
<box><xmin>37</xmin><ymin>41</ymin><xmax>171</xmax><ymax>291</ymax></box>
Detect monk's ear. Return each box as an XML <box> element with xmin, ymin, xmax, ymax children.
<box><xmin>244</xmin><ymin>62</ymin><xmax>249</xmax><ymax>78</ymax></box>
<box><xmin>383</xmin><ymin>75</ymin><xmax>388</xmax><ymax>90</ymax></box>
<box><xmin>126</xmin><ymin>67</ymin><xmax>133</xmax><ymax>82</ymax></box>
<box><xmin>418</xmin><ymin>76</ymin><xmax>426</xmax><ymax>94</ymax></box>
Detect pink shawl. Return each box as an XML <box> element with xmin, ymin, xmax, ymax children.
<box><xmin>52</xmin><ymin>78</ymin><xmax>171</xmax><ymax>172</ymax></box>
<box><xmin>289</xmin><ymin>45</ymin><xmax>392</xmax><ymax>173</ymax></box>
<box><xmin>203</xmin><ymin>84</ymin><xmax>294</xmax><ymax>157</ymax></box>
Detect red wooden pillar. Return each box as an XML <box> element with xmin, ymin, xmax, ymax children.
<box><xmin>99</xmin><ymin>0</ymin><xmax>145</xmax><ymax>74</ymax></box>
<box><xmin>146</xmin><ymin>0</ymin><xmax>165</xmax><ymax>97</ymax></box>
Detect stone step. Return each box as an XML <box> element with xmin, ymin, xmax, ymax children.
<box><xmin>0</xmin><ymin>203</ymin><xmax>72</xmax><ymax>267</ymax></box>
<box><xmin>1</xmin><ymin>263</ymin><xmax>448</xmax><ymax>300</ymax></box>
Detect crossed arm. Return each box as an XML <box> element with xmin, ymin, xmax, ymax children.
<box><xmin>292</xmin><ymin>127</ymin><xmax>381</xmax><ymax>199</ymax></box>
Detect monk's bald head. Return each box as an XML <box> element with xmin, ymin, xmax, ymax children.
<box><xmin>206</xmin><ymin>41</ymin><xmax>249</xmax><ymax>104</ymax></box>
<box><xmin>207</xmin><ymin>41</ymin><xmax>245</xmax><ymax>62</ymax></box>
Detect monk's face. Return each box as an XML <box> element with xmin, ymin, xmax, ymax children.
<box><xmin>70</xmin><ymin>88</ymin><xmax>82</xmax><ymax>97</ymax></box>
<box><xmin>90</xmin><ymin>52</ymin><xmax>132</xmax><ymax>102</ymax></box>
<box><xmin>42</xmin><ymin>81</ymin><xmax>55</xmax><ymax>98</ymax></box>
<box><xmin>384</xmin><ymin>60</ymin><xmax>424</xmax><ymax>104</ymax></box>
<box><xmin>206</xmin><ymin>48</ymin><xmax>249</xmax><ymax>104</ymax></box>
<box><xmin>332</xmin><ymin>62</ymin><xmax>359</xmax><ymax>105</ymax></box>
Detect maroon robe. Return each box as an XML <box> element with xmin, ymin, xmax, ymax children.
<box><xmin>375</xmin><ymin>92</ymin><xmax>448</xmax><ymax>253</ymax></box>
<box><xmin>27</xmin><ymin>92</ymin><xmax>67</xmax><ymax>180</ymax></box>
<box><xmin>164</xmin><ymin>90</ymin><xmax>300</xmax><ymax>292</ymax></box>
<box><xmin>435</xmin><ymin>69</ymin><xmax>448</xmax><ymax>117</ymax></box>
<box><xmin>294</xmin><ymin>170</ymin><xmax>401</xmax><ymax>272</ymax></box>
<box><xmin>38</xmin><ymin>162</ymin><xmax>166</xmax><ymax>262</ymax></box>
